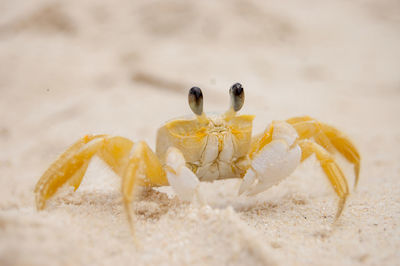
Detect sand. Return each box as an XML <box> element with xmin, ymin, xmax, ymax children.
<box><xmin>0</xmin><ymin>0</ymin><xmax>399</xmax><ymax>265</ymax></box>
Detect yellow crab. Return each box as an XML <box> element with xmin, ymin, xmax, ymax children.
<box><xmin>35</xmin><ymin>83</ymin><xmax>360</xmax><ymax>229</ymax></box>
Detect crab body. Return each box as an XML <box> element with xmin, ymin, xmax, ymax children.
<box><xmin>156</xmin><ymin>113</ymin><xmax>254</xmax><ymax>181</ymax></box>
<box><xmin>34</xmin><ymin>83</ymin><xmax>360</xmax><ymax>233</ymax></box>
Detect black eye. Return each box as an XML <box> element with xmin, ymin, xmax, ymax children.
<box><xmin>188</xmin><ymin>87</ymin><xmax>203</xmax><ymax>115</ymax></box>
<box><xmin>229</xmin><ymin>83</ymin><xmax>244</xmax><ymax>112</ymax></box>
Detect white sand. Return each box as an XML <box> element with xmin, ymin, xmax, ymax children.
<box><xmin>0</xmin><ymin>0</ymin><xmax>399</xmax><ymax>265</ymax></box>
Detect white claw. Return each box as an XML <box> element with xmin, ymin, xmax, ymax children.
<box><xmin>239</xmin><ymin>168</ymin><xmax>257</xmax><ymax>195</ymax></box>
<box><xmin>239</xmin><ymin>122</ymin><xmax>301</xmax><ymax>196</ymax></box>
<box><xmin>165</xmin><ymin>147</ymin><xmax>200</xmax><ymax>202</ymax></box>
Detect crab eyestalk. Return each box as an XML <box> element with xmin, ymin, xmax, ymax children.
<box><xmin>188</xmin><ymin>86</ymin><xmax>209</xmax><ymax>124</ymax></box>
<box><xmin>225</xmin><ymin>83</ymin><xmax>245</xmax><ymax>119</ymax></box>
<box><xmin>188</xmin><ymin>87</ymin><xmax>203</xmax><ymax>116</ymax></box>
<box><xmin>230</xmin><ymin>83</ymin><xmax>245</xmax><ymax>111</ymax></box>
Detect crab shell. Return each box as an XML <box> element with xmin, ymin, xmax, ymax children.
<box><xmin>156</xmin><ymin>113</ymin><xmax>254</xmax><ymax>181</ymax></box>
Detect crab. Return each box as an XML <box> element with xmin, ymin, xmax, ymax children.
<box><xmin>35</xmin><ymin>83</ymin><xmax>360</xmax><ymax>230</ymax></box>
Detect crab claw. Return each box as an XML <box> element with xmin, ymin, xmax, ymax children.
<box><xmin>238</xmin><ymin>168</ymin><xmax>257</xmax><ymax>195</ymax></box>
<box><xmin>165</xmin><ymin>147</ymin><xmax>200</xmax><ymax>201</ymax></box>
<box><xmin>239</xmin><ymin>122</ymin><xmax>302</xmax><ymax>196</ymax></box>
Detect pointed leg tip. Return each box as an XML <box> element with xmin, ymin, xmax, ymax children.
<box><xmin>123</xmin><ymin>198</ymin><xmax>139</xmax><ymax>245</ymax></box>
<box><xmin>35</xmin><ymin>196</ymin><xmax>45</xmax><ymax>211</ymax></box>
<box><xmin>354</xmin><ymin>164</ymin><xmax>360</xmax><ymax>190</ymax></box>
<box><xmin>334</xmin><ymin>209</ymin><xmax>343</xmax><ymax>221</ymax></box>
<box><xmin>127</xmin><ymin>212</ymin><xmax>142</xmax><ymax>249</ymax></box>
<box><xmin>353</xmin><ymin>179</ymin><xmax>359</xmax><ymax>191</ymax></box>
<box><xmin>334</xmin><ymin>196</ymin><xmax>348</xmax><ymax>221</ymax></box>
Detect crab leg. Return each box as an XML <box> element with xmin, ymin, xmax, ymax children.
<box><xmin>121</xmin><ymin>141</ymin><xmax>168</xmax><ymax>233</ymax></box>
<box><xmin>297</xmin><ymin>140</ymin><xmax>349</xmax><ymax>218</ymax></box>
<box><xmin>122</xmin><ymin>143</ymin><xmax>200</xmax><ymax>232</ymax></box>
<box><xmin>35</xmin><ymin>135</ymin><xmax>134</xmax><ymax>210</ymax></box>
<box><xmin>36</xmin><ymin>134</ymin><xmax>201</xmax><ymax>236</ymax></box>
<box><xmin>287</xmin><ymin>116</ymin><xmax>360</xmax><ymax>187</ymax></box>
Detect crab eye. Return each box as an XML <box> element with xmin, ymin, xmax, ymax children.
<box><xmin>188</xmin><ymin>87</ymin><xmax>203</xmax><ymax>116</ymax></box>
<box><xmin>230</xmin><ymin>83</ymin><xmax>244</xmax><ymax>112</ymax></box>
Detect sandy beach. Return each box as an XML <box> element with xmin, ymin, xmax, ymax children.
<box><xmin>0</xmin><ymin>0</ymin><xmax>399</xmax><ymax>265</ymax></box>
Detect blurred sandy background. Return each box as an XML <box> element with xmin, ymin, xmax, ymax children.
<box><xmin>0</xmin><ymin>0</ymin><xmax>399</xmax><ymax>265</ymax></box>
